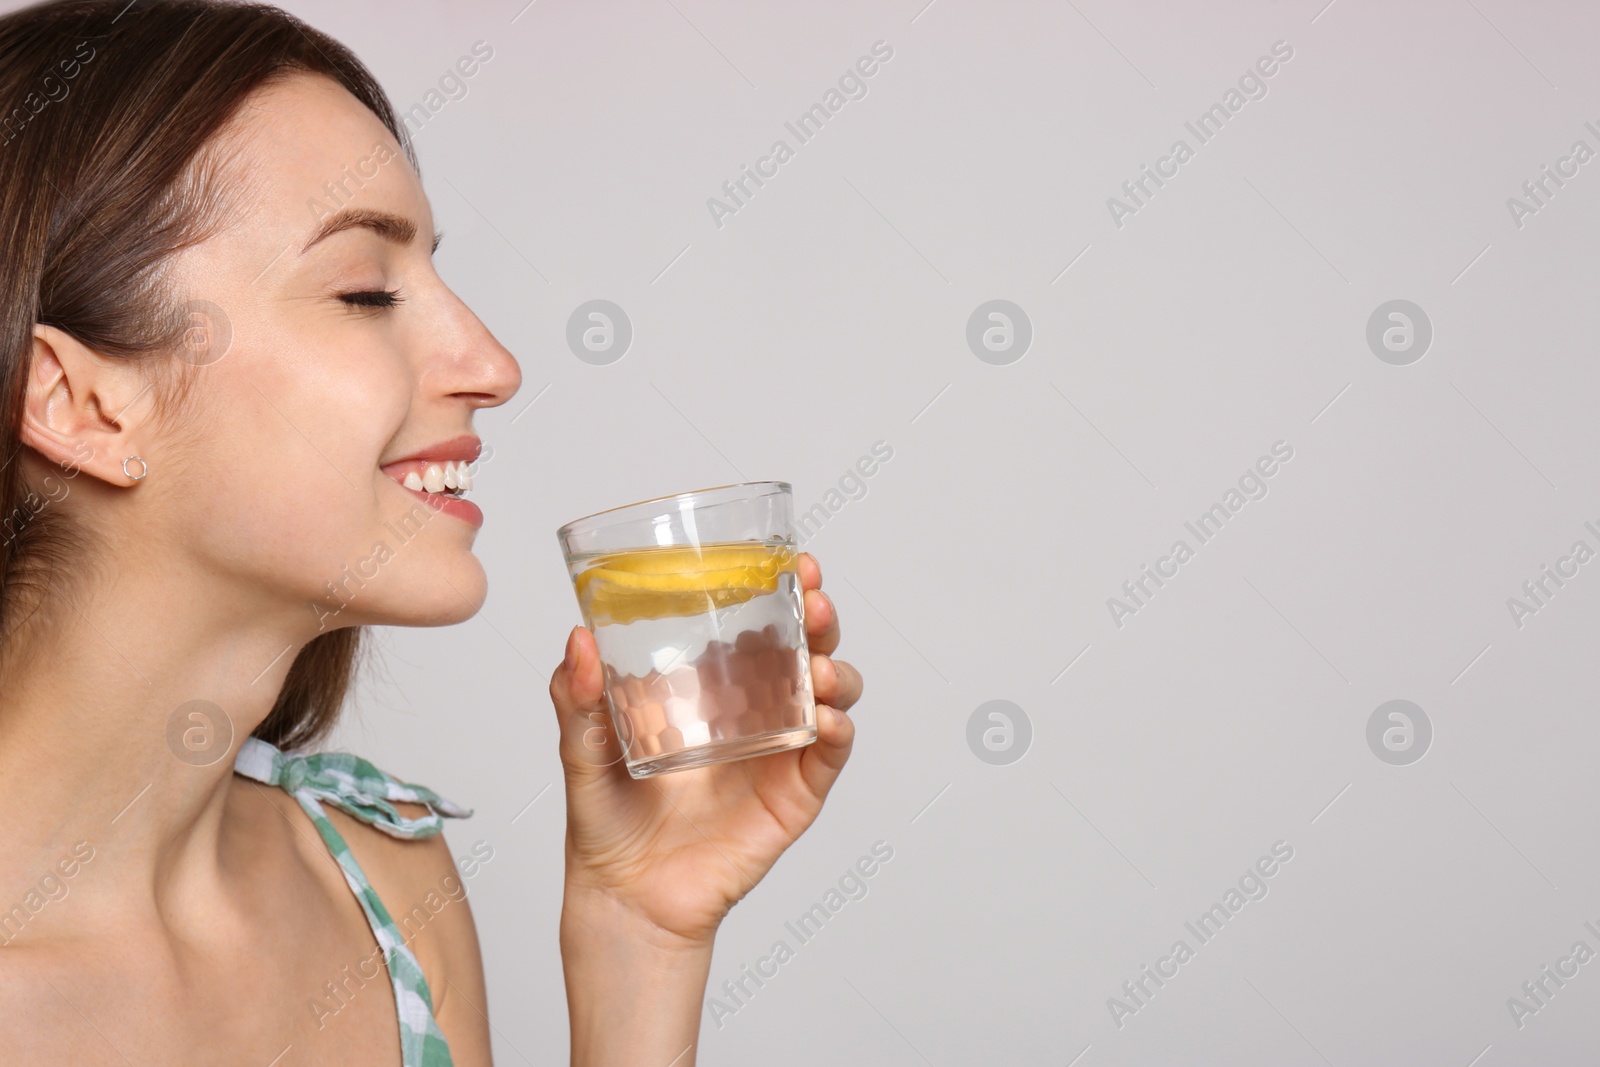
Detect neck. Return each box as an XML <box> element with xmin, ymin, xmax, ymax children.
<box><xmin>0</xmin><ymin>555</ymin><xmax>329</xmax><ymax>934</ymax></box>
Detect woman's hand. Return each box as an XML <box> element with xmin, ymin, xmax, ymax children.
<box><xmin>548</xmin><ymin>551</ymin><xmax>861</xmax><ymax>946</ymax></box>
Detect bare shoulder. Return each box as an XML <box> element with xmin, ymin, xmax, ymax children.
<box><xmin>321</xmin><ymin>791</ymin><xmax>497</xmax><ymax>1066</ymax></box>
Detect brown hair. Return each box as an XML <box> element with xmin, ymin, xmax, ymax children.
<box><xmin>0</xmin><ymin>0</ymin><xmax>415</xmax><ymax>749</ymax></box>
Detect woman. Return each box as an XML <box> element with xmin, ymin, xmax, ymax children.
<box><xmin>0</xmin><ymin>1</ymin><xmax>862</xmax><ymax>1063</ymax></box>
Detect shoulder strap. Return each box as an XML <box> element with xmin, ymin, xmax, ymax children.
<box><xmin>235</xmin><ymin>736</ymin><xmax>464</xmax><ymax>1067</ymax></box>
<box><xmin>234</xmin><ymin>736</ymin><xmax>472</xmax><ymax>834</ymax></box>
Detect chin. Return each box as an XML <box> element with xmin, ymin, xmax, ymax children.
<box><xmin>332</xmin><ymin>552</ymin><xmax>489</xmax><ymax>630</ymax></box>
<box><xmin>422</xmin><ymin>556</ymin><xmax>490</xmax><ymax>624</ymax></box>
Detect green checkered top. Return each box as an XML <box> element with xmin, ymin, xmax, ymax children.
<box><xmin>234</xmin><ymin>735</ymin><xmax>472</xmax><ymax>1067</ymax></box>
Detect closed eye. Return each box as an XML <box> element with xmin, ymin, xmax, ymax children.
<box><xmin>339</xmin><ymin>288</ymin><xmax>406</xmax><ymax>309</ymax></box>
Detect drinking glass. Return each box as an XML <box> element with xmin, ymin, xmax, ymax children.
<box><xmin>556</xmin><ymin>481</ymin><xmax>817</xmax><ymax>778</ymax></box>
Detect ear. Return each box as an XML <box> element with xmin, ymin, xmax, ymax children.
<box><xmin>21</xmin><ymin>325</ymin><xmax>154</xmax><ymax>487</ymax></box>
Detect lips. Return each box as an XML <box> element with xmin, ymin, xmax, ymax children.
<box><xmin>380</xmin><ymin>433</ymin><xmax>485</xmax><ymax>528</ymax></box>
<box><xmin>379</xmin><ymin>433</ymin><xmax>482</xmax><ymax>483</ymax></box>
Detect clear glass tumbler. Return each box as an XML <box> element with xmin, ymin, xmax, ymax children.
<box><xmin>556</xmin><ymin>481</ymin><xmax>817</xmax><ymax>778</ymax></box>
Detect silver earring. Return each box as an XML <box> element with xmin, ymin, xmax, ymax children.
<box><xmin>122</xmin><ymin>455</ymin><xmax>148</xmax><ymax>481</ymax></box>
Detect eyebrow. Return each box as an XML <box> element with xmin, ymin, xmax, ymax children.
<box><xmin>301</xmin><ymin>208</ymin><xmax>443</xmax><ymax>255</ymax></box>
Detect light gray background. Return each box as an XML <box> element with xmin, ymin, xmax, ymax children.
<box><xmin>106</xmin><ymin>0</ymin><xmax>1600</xmax><ymax>1062</ymax></box>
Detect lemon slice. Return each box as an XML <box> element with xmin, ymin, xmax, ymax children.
<box><xmin>574</xmin><ymin>543</ymin><xmax>794</xmax><ymax>624</ymax></box>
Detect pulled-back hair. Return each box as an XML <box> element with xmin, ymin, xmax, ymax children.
<box><xmin>0</xmin><ymin>0</ymin><xmax>415</xmax><ymax>748</ymax></box>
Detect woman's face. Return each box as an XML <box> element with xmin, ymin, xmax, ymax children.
<box><xmin>149</xmin><ymin>72</ymin><xmax>521</xmax><ymax>632</ymax></box>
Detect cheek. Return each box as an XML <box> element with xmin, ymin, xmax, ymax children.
<box><xmin>174</xmin><ymin>348</ymin><xmax>411</xmax><ymax>590</ymax></box>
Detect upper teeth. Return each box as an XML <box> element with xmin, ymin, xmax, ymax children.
<box><xmin>401</xmin><ymin>460</ymin><xmax>473</xmax><ymax>494</ymax></box>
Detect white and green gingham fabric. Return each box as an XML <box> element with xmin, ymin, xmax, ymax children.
<box><xmin>234</xmin><ymin>735</ymin><xmax>472</xmax><ymax>1067</ymax></box>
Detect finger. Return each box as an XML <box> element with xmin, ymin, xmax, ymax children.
<box><xmin>798</xmin><ymin>703</ymin><xmax>854</xmax><ymax>799</ymax></box>
<box><xmin>548</xmin><ymin>625</ymin><xmax>628</xmax><ymax>779</ymax></box>
<box><xmin>796</xmin><ymin>551</ymin><xmax>821</xmax><ymax>592</ymax></box>
<box><xmin>810</xmin><ymin>654</ymin><xmax>863</xmax><ymax>713</ymax></box>
<box><xmin>804</xmin><ymin>588</ymin><xmax>840</xmax><ymax>657</ymax></box>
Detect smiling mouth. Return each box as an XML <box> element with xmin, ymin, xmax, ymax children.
<box><xmin>383</xmin><ymin>459</ymin><xmax>473</xmax><ymax>496</ymax></box>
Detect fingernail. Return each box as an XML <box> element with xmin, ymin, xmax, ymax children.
<box><xmin>563</xmin><ymin>626</ymin><xmax>580</xmax><ymax>672</ymax></box>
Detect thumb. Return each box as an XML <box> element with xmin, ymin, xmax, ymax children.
<box><xmin>549</xmin><ymin>624</ymin><xmax>630</xmax><ymax>777</ymax></box>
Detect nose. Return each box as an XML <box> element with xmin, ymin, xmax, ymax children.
<box><xmin>422</xmin><ymin>285</ymin><xmax>523</xmax><ymax>410</ymax></box>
